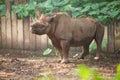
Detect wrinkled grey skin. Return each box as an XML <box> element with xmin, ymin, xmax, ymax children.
<box><xmin>30</xmin><ymin>13</ymin><xmax>104</xmax><ymax>63</ymax></box>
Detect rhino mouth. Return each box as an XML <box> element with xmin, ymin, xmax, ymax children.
<box><xmin>31</xmin><ymin>27</ymin><xmax>37</xmax><ymax>33</ymax></box>
<box><xmin>31</xmin><ymin>30</ymin><xmax>36</xmax><ymax>34</ymax></box>
<box><xmin>31</xmin><ymin>27</ymin><xmax>46</xmax><ymax>35</ymax></box>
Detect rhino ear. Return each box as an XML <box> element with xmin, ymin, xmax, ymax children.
<box><xmin>39</xmin><ymin>14</ymin><xmax>47</xmax><ymax>21</ymax></box>
<box><xmin>47</xmin><ymin>15</ymin><xmax>56</xmax><ymax>23</ymax></box>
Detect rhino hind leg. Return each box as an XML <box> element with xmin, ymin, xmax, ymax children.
<box><xmin>57</xmin><ymin>51</ymin><xmax>63</xmax><ymax>63</ymax></box>
<box><xmin>94</xmin><ymin>39</ymin><xmax>102</xmax><ymax>60</ymax></box>
<box><xmin>78</xmin><ymin>44</ymin><xmax>89</xmax><ymax>59</ymax></box>
<box><xmin>94</xmin><ymin>36</ymin><xmax>103</xmax><ymax>60</ymax></box>
<box><xmin>94</xmin><ymin>23</ymin><xmax>104</xmax><ymax>60</ymax></box>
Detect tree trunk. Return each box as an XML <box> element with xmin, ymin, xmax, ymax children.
<box><xmin>5</xmin><ymin>0</ymin><xmax>11</xmax><ymax>13</ymax></box>
<box><xmin>5</xmin><ymin>0</ymin><xmax>12</xmax><ymax>48</ymax></box>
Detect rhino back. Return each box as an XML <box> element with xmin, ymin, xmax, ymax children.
<box><xmin>52</xmin><ymin>14</ymin><xmax>97</xmax><ymax>46</ymax></box>
<box><xmin>71</xmin><ymin>18</ymin><xmax>96</xmax><ymax>40</ymax></box>
<box><xmin>53</xmin><ymin>14</ymin><xmax>72</xmax><ymax>40</ymax></box>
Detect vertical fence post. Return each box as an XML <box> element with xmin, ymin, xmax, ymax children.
<box><xmin>40</xmin><ymin>35</ymin><xmax>48</xmax><ymax>50</ymax></box>
<box><xmin>5</xmin><ymin>0</ymin><xmax>12</xmax><ymax>48</ymax></box>
<box><xmin>29</xmin><ymin>18</ymin><xmax>36</xmax><ymax>50</ymax></box>
<box><xmin>23</xmin><ymin>17</ymin><xmax>30</xmax><ymax>50</ymax></box>
<box><xmin>114</xmin><ymin>21</ymin><xmax>120</xmax><ymax>51</ymax></box>
<box><xmin>1</xmin><ymin>17</ymin><xmax>7</xmax><ymax>48</ymax></box>
<box><xmin>107</xmin><ymin>22</ymin><xmax>115</xmax><ymax>53</ymax></box>
<box><xmin>0</xmin><ymin>18</ymin><xmax>1</xmax><ymax>48</ymax></box>
<box><xmin>11</xmin><ymin>12</ymin><xmax>18</xmax><ymax>49</ymax></box>
<box><xmin>17</xmin><ymin>19</ymin><xmax>24</xmax><ymax>49</ymax></box>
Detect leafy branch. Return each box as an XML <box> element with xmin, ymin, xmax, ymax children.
<box><xmin>0</xmin><ymin>0</ymin><xmax>120</xmax><ymax>24</ymax></box>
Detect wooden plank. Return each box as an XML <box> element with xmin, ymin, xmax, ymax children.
<box><xmin>29</xmin><ymin>32</ymin><xmax>36</xmax><ymax>50</ymax></box>
<box><xmin>11</xmin><ymin>12</ymin><xmax>18</xmax><ymax>49</ymax></box>
<box><xmin>23</xmin><ymin>17</ymin><xmax>30</xmax><ymax>50</ymax></box>
<box><xmin>6</xmin><ymin>0</ymin><xmax>12</xmax><ymax>48</ymax></box>
<box><xmin>115</xmin><ymin>21</ymin><xmax>120</xmax><ymax>50</ymax></box>
<box><xmin>0</xmin><ymin>17</ymin><xmax>1</xmax><ymax>48</ymax></box>
<box><xmin>17</xmin><ymin>19</ymin><xmax>24</xmax><ymax>49</ymax></box>
<box><xmin>112</xmin><ymin>22</ymin><xmax>115</xmax><ymax>52</ymax></box>
<box><xmin>1</xmin><ymin>17</ymin><xmax>7</xmax><ymax>48</ymax></box>
<box><xmin>107</xmin><ymin>24</ymin><xmax>110</xmax><ymax>52</ymax></box>
<box><xmin>6</xmin><ymin>11</ymin><xmax>12</xmax><ymax>48</ymax></box>
<box><xmin>29</xmin><ymin>18</ymin><xmax>36</xmax><ymax>50</ymax></box>
<box><xmin>36</xmin><ymin>35</ymin><xmax>41</xmax><ymax>50</ymax></box>
<box><xmin>40</xmin><ymin>35</ymin><xmax>48</xmax><ymax>50</ymax></box>
<box><xmin>107</xmin><ymin>23</ymin><xmax>115</xmax><ymax>53</ymax></box>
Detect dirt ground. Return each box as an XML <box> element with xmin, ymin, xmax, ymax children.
<box><xmin>0</xmin><ymin>49</ymin><xmax>120</xmax><ymax>80</ymax></box>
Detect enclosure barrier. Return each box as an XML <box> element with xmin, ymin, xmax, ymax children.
<box><xmin>0</xmin><ymin>0</ymin><xmax>120</xmax><ymax>52</ymax></box>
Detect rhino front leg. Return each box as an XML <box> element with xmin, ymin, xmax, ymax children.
<box><xmin>51</xmin><ymin>41</ymin><xmax>63</xmax><ymax>63</ymax></box>
<box><xmin>57</xmin><ymin>49</ymin><xmax>63</xmax><ymax>63</ymax></box>
<box><xmin>60</xmin><ymin>40</ymin><xmax>70</xmax><ymax>63</ymax></box>
<box><xmin>53</xmin><ymin>46</ymin><xmax>63</xmax><ymax>63</ymax></box>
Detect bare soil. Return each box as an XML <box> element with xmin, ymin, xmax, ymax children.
<box><xmin>0</xmin><ymin>49</ymin><xmax>120</xmax><ymax>80</ymax></box>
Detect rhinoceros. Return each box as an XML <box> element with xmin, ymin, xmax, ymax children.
<box><xmin>30</xmin><ymin>13</ymin><xmax>104</xmax><ymax>63</ymax></box>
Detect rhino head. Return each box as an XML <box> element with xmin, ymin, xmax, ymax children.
<box><xmin>30</xmin><ymin>14</ymin><xmax>56</xmax><ymax>35</ymax></box>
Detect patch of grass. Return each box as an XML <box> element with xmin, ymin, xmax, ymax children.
<box><xmin>76</xmin><ymin>64</ymin><xmax>120</xmax><ymax>80</ymax></box>
<box><xmin>34</xmin><ymin>75</ymin><xmax>55</xmax><ymax>80</ymax></box>
<box><xmin>77</xmin><ymin>64</ymin><xmax>105</xmax><ymax>80</ymax></box>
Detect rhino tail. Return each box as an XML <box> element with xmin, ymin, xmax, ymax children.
<box><xmin>94</xmin><ymin>22</ymin><xmax>104</xmax><ymax>57</ymax></box>
<box><xmin>95</xmin><ymin>22</ymin><xmax>104</xmax><ymax>41</ymax></box>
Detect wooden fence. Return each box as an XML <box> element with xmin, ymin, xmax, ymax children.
<box><xmin>0</xmin><ymin>6</ymin><xmax>120</xmax><ymax>52</ymax></box>
<box><xmin>0</xmin><ymin>12</ymin><xmax>49</xmax><ymax>50</ymax></box>
<box><xmin>107</xmin><ymin>20</ymin><xmax>120</xmax><ymax>53</ymax></box>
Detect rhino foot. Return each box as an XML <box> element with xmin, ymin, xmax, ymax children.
<box><xmin>77</xmin><ymin>56</ymin><xmax>85</xmax><ymax>60</ymax></box>
<box><xmin>94</xmin><ymin>57</ymin><xmax>99</xmax><ymax>60</ymax></box>
<box><xmin>57</xmin><ymin>59</ymin><xmax>62</xmax><ymax>63</ymax></box>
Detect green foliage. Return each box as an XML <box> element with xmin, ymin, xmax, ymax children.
<box><xmin>113</xmin><ymin>64</ymin><xmax>120</xmax><ymax>80</ymax></box>
<box><xmin>43</xmin><ymin>48</ymin><xmax>52</xmax><ymax>55</ymax></box>
<box><xmin>37</xmin><ymin>0</ymin><xmax>54</xmax><ymax>14</ymax></box>
<box><xmin>77</xmin><ymin>64</ymin><xmax>92</xmax><ymax>80</ymax></box>
<box><xmin>1</xmin><ymin>0</ymin><xmax>120</xmax><ymax>24</ymax></box>
<box><xmin>0</xmin><ymin>0</ymin><xmax>5</xmax><ymax>3</ymax></box>
<box><xmin>51</xmin><ymin>0</ymin><xmax>69</xmax><ymax>7</ymax></box>
<box><xmin>0</xmin><ymin>0</ymin><xmax>6</xmax><ymax>16</ymax></box>
<box><xmin>102</xmin><ymin>39</ymin><xmax>107</xmax><ymax>48</ymax></box>
<box><xmin>77</xmin><ymin>64</ymin><xmax>105</xmax><ymax>80</ymax></box>
<box><xmin>89</xmin><ymin>42</ymin><xmax>97</xmax><ymax>53</ymax></box>
<box><xmin>70</xmin><ymin>0</ymin><xmax>120</xmax><ymax>24</ymax></box>
<box><xmin>39</xmin><ymin>0</ymin><xmax>120</xmax><ymax>24</ymax></box>
<box><xmin>12</xmin><ymin>0</ymin><xmax>37</xmax><ymax>18</ymax></box>
<box><xmin>77</xmin><ymin>64</ymin><xmax>120</xmax><ymax>80</ymax></box>
<box><xmin>0</xmin><ymin>0</ymin><xmax>14</xmax><ymax>16</ymax></box>
<box><xmin>37</xmin><ymin>0</ymin><xmax>69</xmax><ymax>14</ymax></box>
<box><xmin>0</xmin><ymin>4</ymin><xmax>6</xmax><ymax>16</ymax></box>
